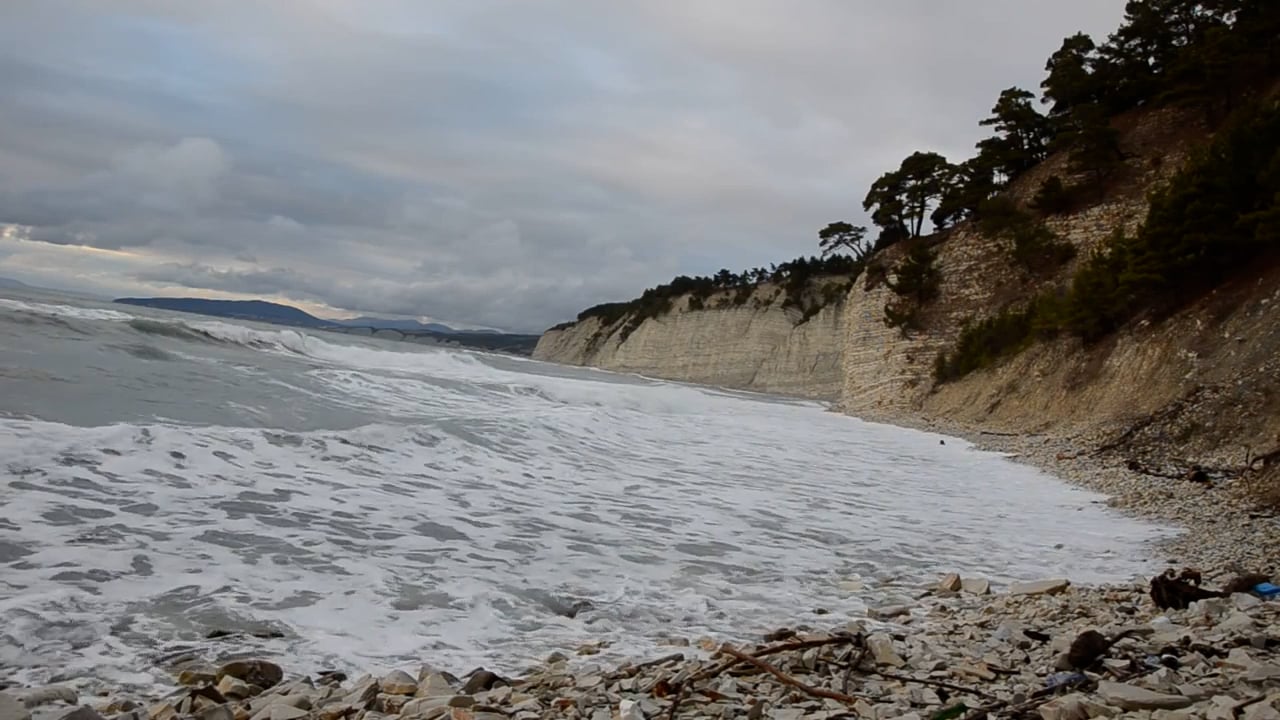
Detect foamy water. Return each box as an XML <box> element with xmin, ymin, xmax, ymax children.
<box><xmin>0</xmin><ymin>294</ymin><xmax>1168</xmax><ymax>692</ymax></box>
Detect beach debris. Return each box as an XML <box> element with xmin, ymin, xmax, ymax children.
<box><xmin>1150</xmin><ymin>567</ymin><xmax>1226</xmax><ymax>609</ymax></box>
<box><xmin>5</xmin><ymin>577</ymin><xmax>1279</xmax><ymax>720</ymax></box>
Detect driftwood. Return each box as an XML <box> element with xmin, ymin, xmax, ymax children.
<box><xmin>1150</xmin><ymin>568</ymin><xmax>1225</xmax><ymax>610</ymax></box>
<box><xmin>659</xmin><ymin>635</ymin><xmax>862</xmax><ymax>718</ymax></box>
<box><xmin>718</xmin><ymin>644</ymin><xmax>867</xmax><ymax>705</ymax></box>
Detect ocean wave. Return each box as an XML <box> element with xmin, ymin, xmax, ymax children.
<box><xmin>0</xmin><ymin>298</ymin><xmax>135</xmax><ymax>323</ymax></box>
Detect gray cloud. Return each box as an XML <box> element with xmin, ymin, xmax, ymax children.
<box><xmin>0</xmin><ymin>1</ymin><xmax>1124</xmax><ymax>331</ymax></box>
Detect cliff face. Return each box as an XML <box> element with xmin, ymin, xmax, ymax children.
<box><xmin>536</xmin><ymin>105</ymin><xmax>1280</xmax><ymax>466</ymax></box>
<box><xmin>532</xmin><ymin>287</ymin><xmax>845</xmax><ymax>400</ymax></box>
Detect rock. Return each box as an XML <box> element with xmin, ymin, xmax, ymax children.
<box><xmin>0</xmin><ymin>695</ymin><xmax>31</xmax><ymax>720</ymax></box>
<box><xmin>839</xmin><ymin>579</ymin><xmax>865</xmax><ymax>593</ymax></box>
<box><xmin>1038</xmin><ymin>694</ymin><xmax>1087</xmax><ymax>720</ymax></box>
<box><xmin>216</xmin><ymin>677</ymin><xmax>252</xmax><ymax>701</ymax></box>
<box><xmin>178</xmin><ymin>668</ymin><xmax>218</xmax><ymax>687</ymax></box>
<box><xmin>1096</xmin><ymin>682</ymin><xmax>1193</xmax><ymax>711</ymax></box>
<box><xmin>398</xmin><ymin>698</ymin><xmax>447</xmax><ymax>718</ymax></box>
<box><xmin>1176</xmin><ymin>683</ymin><xmax>1210</xmax><ymax>701</ymax></box>
<box><xmin>866</xmin><ymin>633</ymin><xmax>905</xmax><ymax>667</ymax></box>
<box><xmin>1206</xmin><ymin>696</ymin><xmax>1239</xmax><ymax>720</ymax></box>
<box><xmin>8</xmin><ymin>688</ymin><xmax>77</xmax><ymax>709</ymax></box>
<box><xmin>1009</xmin><ymin>579</ymin><xmax>1070</xmax><ymax>596</ymax></box>
<box><xmin>1243</xmin><ymin>702</ymin><xmax>1280</xmax><ymax>720</ymax></box>
<box><xmin>618</xmin><ymin>700</ymin><xmax>643</xmax><ymax>720</ymax></box>
<box><xmin>458</xmin><ymin>671</ymin><xmax>505</xmax><ymax>696</ymax></box>
<box><xmin>416</xmin><ymin>674</ymin><xmax>455</xmax><ymax>698</ymax></box>
<box><xmin>961</xmin><ymin>577</ymin><xmax>991</xmax><ymax>595</ymax></box>
<box><xmin>868</xmin><ymin>605</ymin><xmax>911</xmax><ymax>620</ymax></box>
<box><xmin>268</xmin><ymin>706</ymin><xmax>307</xmax><ymax>720</ymax></box>
<box><xmin>146</xmin><ymin>703</ymin><xmax>177</xmax><ymax>720</ymax></box>
<box><xmin>218</xmin><ymin>661</ymin><xmax>284</xmax><ymax>690</ymax></box>
<box><xmin>938</xmin><ymin>573</ymin><xmax>963</xmax><ymax>592</ymax></box>
<box><xmin>1247</xmin><ymin>663</ymin><xmax>1280</xmax><ymax>682</ymax></box>
<box><xmin>1235</xmin><ymin>593</ymin><xmax>1263</xmax><ymax>610</ymax></box>
<box><xmin>196</xmin><ymin>707</ymin><xmax>234</xmax><ymax>720</ymax></box>
<box><xmin>380</xmin><ymin>671</ymin><xmax>417</xmax><ymax>696</ymax></box>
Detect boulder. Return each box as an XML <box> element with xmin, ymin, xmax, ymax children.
<box><xmin>1010</xmin><ymin>579</ymin><xmax>1070</xmax><ymax>596</ymax></box>
<box><xmin>1096</xmin><ymin>682</ymin><xmax>1193</xmax><ymax>711</ymax></box>
<box><xmin>938</xmin><ymin>573</ymin><xmax>962</xmax><ymax>592</ymax></box>
<box><xmin>458</xmin><ymin>671</ymin><xmax>505</xmax><ymax>696</ymax></box>
<box><xmin>1038</xmin><ymin>694</ymin><xmax>1087</xmax><ymax>720</ymax></box>
<box><xmin>866</xmin><ymin>633</ymin><xmax>905</xmax><ymax>667</ymax></box>
<box><xmin>961</xmin><ymin>577</ymin><xmax>991</xmax><ymax>595</ymax></box>
<box><xmin>868</xmin><ymin>605</ymin><xmax>911</xmax><ymax>620</ymax></box>
<box><xmin>7</xmin><ymin>687</ymin><xmax>77</xmax><ymax>709</ymax></box>
<box><xmin>379</xmin><ymin>671</ymin><xmax>417</xmax><ymax>696</ymax></box>
<box><xmin>415</xmin><ymin>674</ymin><xmax>455</xmax><ymax>698</ymax></box>
<box><xmin>215</xmin><ymin>677</ymin><xmax>251</xmax><ymax>701</ymax></box>
<box><xmin>0</xmin><ymin>694</ymin><xmax>31</xmax><ymax>720</ymax></box>
<box><xmin>217</xmin><ymin>661</ymin><xmax>284</xmax><ymax>690</ymax></box>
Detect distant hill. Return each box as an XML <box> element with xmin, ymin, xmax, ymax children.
<box><xmin>113</xmin><ymin>297</ymin><xmax>540</xmax><ymax>356</ymax></box>
<box><xmin>337</xmin><ymin>315</ymin><xmax>459</xmax><ymax>334</ymax></box>
<box><xmin>116</xmin><ymin>297</ymin><xmax>334</xmax><ymax>327</ymax></box>
<box><xmin>0</xmin><ymin>276</ymin><xmax>34</xmax><ymax>290</ymax></box>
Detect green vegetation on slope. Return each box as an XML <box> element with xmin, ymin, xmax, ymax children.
<box><xmin>571</xmin><ymin>253</ymin><xmax>863</xmax><ymax>342</ymax></box>
<box><xmin>935</xmin><ymin>96</ymin><xmax>1280</xmax><ymax>383</ymax></box>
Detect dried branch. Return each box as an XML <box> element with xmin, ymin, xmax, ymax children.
<box><xmin>655</xmin><ymin>635</ymin><xmax>861</xmax><ymax>718</ymax></box>
<box><xmin>841</xmin><ymin>641</ymin><xmax>868</xmax><ymax>696</ymax></box>
<box><xmin>831</xmin><ymin>664</ymin><xmax>997</xmax><ymax>702</ymax></box>
<box><xmin>717</xmin><ymin>644</ymin><xmax>867</xmax><ymax>705</ymax></box>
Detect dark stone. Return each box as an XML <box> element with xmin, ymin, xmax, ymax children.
<box><xmin>763</xmin><ymin>628</ymin><xmax>796</xmax><ymax>643</ymax></box>
<box><xmin>57</xmin><ymin>707</ymin><xmax>105</xmax><ymax>720</ymax></box>
<box><xmin>217</xmin><ymin>660</ymin><xmax>283</xmax><ymax>689</ymax></box>
<box><xmin>459</xmin><ymin>670</ymin><xmax>507</xmax><ymax>695</ymax></box>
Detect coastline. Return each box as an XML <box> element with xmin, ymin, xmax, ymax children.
<box><xmin>844</xmin><ymin>408</ymin><xmax>1279</xmax><ymax>581</ymax></box>
<box><xmin>4</xmin><ymin>411</ymin><xmax>1279</xmax><ymax>719</ymax></box>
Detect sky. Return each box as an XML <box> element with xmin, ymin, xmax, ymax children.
<box><xmin>0</xmin><ymin>1</ymin><xmax>1126</xmax><ymax>332</ymax></box>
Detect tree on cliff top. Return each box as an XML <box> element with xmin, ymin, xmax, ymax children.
<box><xmin>863</xmin><ymin>151</ymin><xmax>953</xmax><ymax>247</ymax></box>
<box><xmin>978</xmin><ymin>87</ymin><xmax>1054</xmax><ymax>179</ymax></box>
<box><xmin>818</xmin><ymin>221</ymin><xmax>869</xmax><ymax>260</ymax></box>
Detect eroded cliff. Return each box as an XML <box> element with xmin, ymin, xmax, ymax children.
<box><xmin>533</xmin><ymin>285</ymin><xmax>845</xmax><ymax>400</ymax></box>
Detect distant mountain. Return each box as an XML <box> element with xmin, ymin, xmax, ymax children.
<box><xmin>112</xmin><ymin>296</ymin><xmax>541</xmax><ymax>356</ymax></box>
<box><xmin>116</xmin><ymin>297</ymin><xmax>335</xmax><ymax>327</ymax></box>
<box><xmin>0</xmin><ymin>276</ymin><xmax>33</xmax><ymax>290</ymax></box>
<box><xmin>337</xmin><ymin>316</ymin><xmax>459</xmax><ymax>334</ymax></box>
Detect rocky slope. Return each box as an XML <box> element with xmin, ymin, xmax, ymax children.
<box><xmin>533</xmin><ymin>286</ymin><xmax>846</xmax><ymax>401</ymax></box>
<box><xmin>837</xmin><ymin>105</ymin><xmax>1280</xmax><ymax>473</ymax></box>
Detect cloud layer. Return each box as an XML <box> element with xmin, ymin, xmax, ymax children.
<box><xmin>0</xmin><ymin>1</ymin><xmax>1123</xmax><ymax>331</ymax></box>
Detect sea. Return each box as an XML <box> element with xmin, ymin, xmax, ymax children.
<box><xmin>0</xmin><ymin>289</ymin><xmax>1168</xmax><ymax>691</ymax></box>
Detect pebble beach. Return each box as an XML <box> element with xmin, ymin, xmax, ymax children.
<box><xmin>3</xmin><ymin>423</ymin><xmax>1279</xmax><ymax>720</ymax></box>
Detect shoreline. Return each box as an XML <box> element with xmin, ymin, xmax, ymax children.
<box><xmin>4</xmin><ymin>404</ymin><xmax>1278</xmax><ymax>718</ymax></box>
<box><xmin>846</xmin><ymin>409</ymin><xmax>1279</xmax><ymax>581</ymax></box>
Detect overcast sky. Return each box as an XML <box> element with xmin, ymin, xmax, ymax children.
<box><xmin>0</xmin><ymin>1</ymin><xmax>1124</xmax><ymax>331</ymax></box>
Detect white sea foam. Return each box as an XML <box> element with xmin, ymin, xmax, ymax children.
<box><xmin>0</xmin><ymin>298</ymin><xmax>136</xmax><ymax>322</ymax></box>
<box><xmin>0</xmin><ymin>330</ymin><xmax>1173</xmax><ymax>693</ymax></box>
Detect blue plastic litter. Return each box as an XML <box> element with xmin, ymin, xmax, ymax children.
<box><xmin>1255</xmin><ymin>582</ymin><xmax>1280</xmax><ymax>599</ymax></box>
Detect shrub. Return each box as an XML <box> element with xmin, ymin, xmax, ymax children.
<box><xmin>1030</xmin><ymin>175</ymin><xmax>1076</xmax><ymax>215</ymax></box>
<box><xmin>1010</xmin><ymin>222</ymin><xmax>1077</xmax><ymax>276</ymax></box>
<box><xmin>883</xmin><ymin>243</ymin><xmax>941</xmax><ymax>334</ymax></box>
